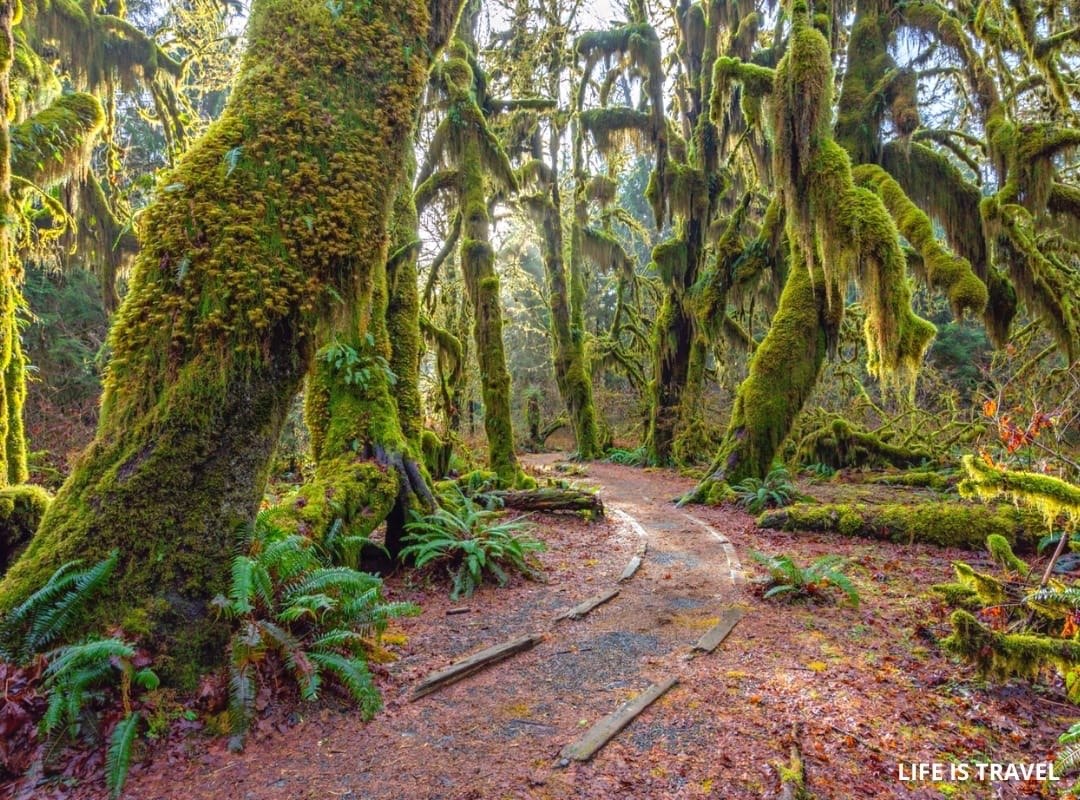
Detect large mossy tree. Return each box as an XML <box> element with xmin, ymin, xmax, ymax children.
<box><xmin>0</xmin><ymin>0</ymin><xmax>464</xmax><ymax>684</ymax></box>
<box><xmin>689</xmin><ymin>0</ymin><xmax>1078</xmax><ymax>497</ymax></box>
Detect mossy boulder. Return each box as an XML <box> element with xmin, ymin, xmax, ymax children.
<box><xmin>757</xmin><ymin>501</ymin><xmax>1045</xmax><ymax>550</ymax></box>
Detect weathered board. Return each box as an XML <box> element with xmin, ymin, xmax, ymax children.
<box><xmin>410</xmin><ymin>633</ymin><xmax>543</xmax><ymax>700</ymax></box>
<box><xmin>692</xmin><ymin>608</ymin><xmax>743</xmax><ymax>653</ymax></box>
<box><xmin>618</xmin><ymin>556</ymin><xmax>642</xmax><ymax>582</ymax></box>
<box><xmin>554</xmin><ymin>587</ymin><xmax>620</xmax><ymax>621</ymax></box>
<box><xmin>560</xmin><ymin>677</ymin><xmax>679</xmax><ymax>762</ymax></box>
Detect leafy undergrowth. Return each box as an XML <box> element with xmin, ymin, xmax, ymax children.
<box><xmin>8</xmin><ymin>462</ymin><xmax>1076</xmax><ymax>799</ymax></box>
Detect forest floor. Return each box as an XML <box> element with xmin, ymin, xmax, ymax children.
<box><xmin>33</xmin><ymin>458</ymin><xmax>1079</xmax><ymax>799</ymax></box>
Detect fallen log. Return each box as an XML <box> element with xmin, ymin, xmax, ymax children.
<box><xmin>490</xmin><ymin>488</ymin><xmax>604</xmax><ymax>515</ymax></box>
<box><xmin>560</xmin><ymin>677</ymin><xmax>679</xmax><ymax>762</ymax></box>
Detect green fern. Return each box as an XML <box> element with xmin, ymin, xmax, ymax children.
<box><xmin>223</xmin><ymin>510</ymin><xmax>416</xmax><ymax>749</ymax></box>
<box><xmin>401</xmin><ymin>488</ymin><xmax>544</xmax><ymax>599</ymax></box>
<box><xmin>733</xmin><ymin>467</ymin><xmax>797</xmax><ymax>514</ymax></box>
<box><xmin>0</xmin><ymin>551</ymin><xmax>118</xmax><ymax>662</ymax></box>
<box><xmin>751</xmin><ymin>550</ymin><xmax>860</xmax><ymax>606</ymax></box>
<box><xmin>605</xmin><ymin>446</ymin><xmax>648</xmax><ymax>466</ymax></box>
<box><xmin>106</xmin><ymin>714</ymin><xmax>140</xmax><ymax>799</ymax></box>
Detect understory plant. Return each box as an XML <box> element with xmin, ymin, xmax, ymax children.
<box><xmin>401</xmin><ymin>486</ymin><xmax>544</xmax><ymax>599</ymax></box>
<box><xmin>216</xmin><ymin>511</ymin><xmax>418</xmax><ymax>750</ymax></box>
<box><xmin>0</xmin><ymin>552</ymin><xmax>157</xmax><ymax>798</ymax></box>
<box><xmin>750</xmin><ymin>551</ymin><xmax>860</xmax><ymax>606</ymax></box>
<box><xmin>733</xmin><ymin>466</ymin><xmax>798</xmax><ymax>514</ymax></box>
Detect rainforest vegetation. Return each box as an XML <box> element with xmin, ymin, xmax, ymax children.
<box><xmin>0</xmin><ymin>0</ymin><xmax>1078</xmax><ymax>796</ymax></box>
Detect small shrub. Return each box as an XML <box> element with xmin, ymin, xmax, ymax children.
<box><xmin>750</xmin><ymin>551</ymin><xmax>860</xmax><ymax>606</ymax></box>
<box><xmin>733</xmin><ymin>466</ymin><xmax>797</xmax><ymax>514</ymax></box>
<box><xmin>401</xmin><ymin>487</ymin><xmax>545</xmax><ymax>599</ymax></box>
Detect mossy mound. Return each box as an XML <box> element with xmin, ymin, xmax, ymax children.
<box><xmin>865</xmin><ymin>470</ymin><xmax>955</xmax><ymax>492</ymax></box>
<box><xmin>757</xmin><ymin>501</ymin><xmax>1045</xmax><ymax>550</ymax></box>
<box><xmin>0</xmin><ymin>485</ymin><xmax>51</xmax><ymax>576</ymax></box>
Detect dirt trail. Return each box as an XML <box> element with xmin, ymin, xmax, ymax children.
<box><xmin>125</xmin><ymin>458</ymin><xmax>757</xmax><ymax>800</ymax></box>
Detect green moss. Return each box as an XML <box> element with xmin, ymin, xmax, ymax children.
<box><xmin>944</xmin><ymin>609</ymin><xmax>1080</xmax><ymax>699</ymax></box>
<box><xmin>929</xmin><ymin>582</ymin><xmax>982</xmax><ymax>610</ymax></box>
<box><xmin>0</xmin><ymin>484</ymin><xmax>50</xmax><ymax>576</ymax></box>
<box><xmin>986</xmin><ymin>533</ymin><xmax>1030</xmax><ymax>577</ymax></box>
<box><xmin>757</xmin><ymin>501</ymin><xmax>1044</xmax><ymax>550</ymax></box>
<box><xmin>9</xmin><ymin>92</ymin><xmax>104</xmax><ymax>187</ymax></box>
<box><xmin>0</xmin><ymin>0</ymin><xmax>453</xmax><ymax>686</ymax></box>
<box><xmin>797</xmin><ymin>417</ymin><xmax>933</xmax><ymax>470</ymax></box>
<box><xmin>867</xmin><ymin>470</ymin><xmax>952</xmax><ymax>491</ymax></box>
<box><xmin>961</xmin><ymin>455</ymin><xmax>1080</xmax><ymax>529</ymax></box>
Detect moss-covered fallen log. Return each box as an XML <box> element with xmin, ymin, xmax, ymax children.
<box><xmin>796</xmin><ymin>418</ymin><xmax>933</xmax><ymax>470</ymax></box>
<box><xmin>490</xmin><ymin>488</ymin><xmax>603</xmax><ymax>515</ymax></box>
<box><xmin>757</xmin><ymin>501</ymin><xmax>1045</xmax><ymax>550</ymax></box>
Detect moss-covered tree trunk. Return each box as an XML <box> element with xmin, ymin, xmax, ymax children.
<box><xmin>0</xmin><ymin>0</ymin><xmax>461</xmax><ymax>684</ymax></box>
<box><xmin>459</xmin><ymin>148</ymin><xmax>520</xmax><ymax>484</ymax></box>
<box><xmin>691</xmin><ymin>253</ymin><xmax>831</xmax><ymax>495</ymax></box>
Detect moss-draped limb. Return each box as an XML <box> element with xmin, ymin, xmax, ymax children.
<box><xmin>8</xmin><ymin>91</ymin><xmax>104</xmax><ymax>187</ymax></box>
<box><xmin>960</xmin><ymin>455</ymin><xmax>1080</xmax><ymax>528</ymax></box>
<box><xmin>852</xmin><ymin>162</ymin><xmax>987</xmax><ymax>317</ymax></box>
<box><xmin>0</xmin><ymin>0</ymin><xmax>460</xmax><ymax>684</ymax></box>
<box><xmin>795</xmin><ymin>416</ymin><xmax>933</xmax><ymax>469</ymax></box>
<box><xmin>944</xmin><ymin>609</ymin><xmax>1080</xmax><ymax>693</ymax></box>
<box><xmin>62</xmin><ymin>174</ymin><xmax>138</xmax><ymax>312</ymax></box>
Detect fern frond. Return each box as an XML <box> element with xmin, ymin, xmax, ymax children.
<box><xmin>309</xmin><ymin>651</ymin><xmax>380</xmax><ymax>718</ymax></box>
<box><xmin>106</xmin><ymin>714</ymin><xmax>140</xmax><ymax>799</ymax></box>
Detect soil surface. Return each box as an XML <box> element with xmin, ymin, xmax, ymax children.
<box><xmin>46</xmin><ymin>459</ymin><xmax>1078</xmax><ymax>799</ymax></box>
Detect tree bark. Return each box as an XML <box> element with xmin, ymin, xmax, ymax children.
<box><xmin>0</xmin><ymin>0</ymin><xmax>462</xmax><ymax>685</ymax></box>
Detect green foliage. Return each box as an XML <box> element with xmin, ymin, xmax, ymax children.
<box><xmin>0</xmin><ymin>551</ymin><xmax>117</xmax><ymax>663</ymax></box>
<box><xmin>319</xmin><ymin>335</ymin><xmax>398</xmax><ymax>390</ymax></box>
<box><xmin>39</xmin><ymin>635</ymin><xmax>158</xmax><ymax>798</ymax></box>
<box><xmin>750</xmin><ymin>550</ymin><xmax>860</xmax><ymax>606</ymax></box>
<box><xmin>401</xmin><ymin>487</ymin><xmax>544</xmax><ymax>600</ymax></box>
<box><xmin>605</xmin><ymin>446</ymin><xmax>648</xmax><ymax>467</ymax></box>
<box><xmin>216</xmin><ymin>511</ymin><xmax>417</xmax><ymax>749</ymax></box>
<box><xmin>733</xmin><ymin>466</ymin><xmax>796</xmax><ymax>514</ymax></box>
<box><xmin>803</xmin><ymin>463</ymin><xmax>836</xmax><ymax>479</ymax></box>
<box><xmin>1056</xmin><ymin>722</ymin><xmax>1080</xmax><ymax>787</ymax></box>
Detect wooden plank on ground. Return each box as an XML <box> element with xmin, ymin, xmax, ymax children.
<box><xmin>692</xmin><ymin>608</ymin><xmax>743</xmax><ymax>653</ymax></box>
<box><xmin>554</xmin><ymin>587</ymin><xmax>620</xmax><ymax>621</ymax></box>
<box><xmin>618</xmin><ymin>556</ymin><xmax>642</xmax><ymax>582</ymax></box>
<box><xmin>560</xmin><ymin>677</ymin><xmax>679</xmax><ymax>762</ymax></box>
<box><xmin>410</xmin><ymin>633</ymin><xmax>543</xmax><ymax>700</ymax></box>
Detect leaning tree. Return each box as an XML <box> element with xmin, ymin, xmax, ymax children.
<box><xmin>0</xmin><ymin>0</ymin><xmax>465</xmax><ymax>685</ymax></box>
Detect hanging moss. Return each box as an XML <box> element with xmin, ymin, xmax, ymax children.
<box><xmin>0</xmin><ymin>0</ymin><xmax>458</xmax><ymax>686</ymax></box>
<box><xmin>9</xmin><ymin>92</ymin><xmax>104</xmax><ymax>187</ymax></box>
<box><xmin>853</xmin><ymin>163</ymin><xmax>987</xmax><ymax>318</ymax></box>
<box><xmin>757</xmin><ymin>500</ymin><xmax>1044</xmax><ymax>550</ymax></box>
<box><xmin>578</xmin><ymin>107</ymin><xmax>653</xmax><ymax>156</ymax></box>
<box><xmin>575</xmin><ymin>22</ymin><xmax>662</xmax><ymax>78</ymax></box>
<box><xmin>960</xmin><ymin>455</ymin><xmax>1080</xmax><ymax>529</ymax></box>
<box><xmin>0</xmin><ymin>485</ymin><xmax>51</xmax><ymax>577</ymax></box>
<box><xmin>796</xmin><ymin>417</ymin><xmax>933</xmax><ymax>470</ymax></box>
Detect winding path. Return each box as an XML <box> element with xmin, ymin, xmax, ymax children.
<box><xmin>127</xmin><ymin>457</ymin><xmax>756</xmax><ymax>800</ymax></box>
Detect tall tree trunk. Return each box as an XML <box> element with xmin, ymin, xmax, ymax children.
<box><xmin>0</xmin><ymin>0</ymin><xmax>27</xmax><ymax>486</ymax></box>
<box><xmin>459</xmin><ymin>148</ymin><xmax>521</xmax><ymax>484</ymax></box>
<box><xmin>0</xmin><ymin>0</ymin><xmax>462</xmax><ymax>685</ymax></box>
<box><xmin>690</xmin><ymin>251</ymin><xmax>833</xmax><ymax>496</ymax></box>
